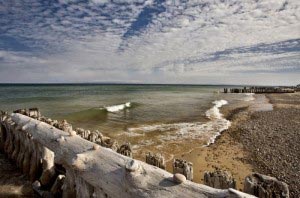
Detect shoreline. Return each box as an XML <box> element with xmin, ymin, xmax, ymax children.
<box><xmin>180</xmin><ymin>92</ymin><xmax>299</xmax><ymax>196</ymax></box>
<box><xmin>233</xmin><ymin>93</ymin><xmax>300</xmax><ymax>197</ymax></box>
<box><xmin>165</xmin><ymin>99</ymin><xmax>254</xmax><ymax>191</ymax></box>
<box><xmin>1</xmin><ymin>92</ymin><xmax>298</xmax><ymax>196</ymax></box>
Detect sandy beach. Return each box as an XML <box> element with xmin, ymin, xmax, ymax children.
<box><xmin>176</xmin><ymin>93</ymin><xmax>300</xmax><ymax>196</ymax></box>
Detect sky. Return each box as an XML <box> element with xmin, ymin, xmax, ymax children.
<box><xmin>0</xmin><ymin>0</ymin><xmax>299</xmax><ymax>85</ymax></box>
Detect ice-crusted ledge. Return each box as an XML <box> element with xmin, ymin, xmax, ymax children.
<box><xmin>0</xmin><ymin>113</ymin><xmax>256</xmax><ymax>198</ymax></box>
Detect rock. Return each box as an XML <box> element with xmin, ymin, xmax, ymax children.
<box><xmin>93</xmin><ymin>144</ymin><xmax>100</xmax><ymax>150</ymax></box>
<box><xmin>204</xmin><ymin>169</ymin><xmax>236</xmax><ymax>189</ymax></box>
<box><xmin>173</xmin><ymin>173</ymin><xmax>186</xmax><ymax>184</ymax></box>
<box><xmin>125</xmin><ymin>160</ymin><xmax>140</xmax><ymax>172</ymax></box>
<box><xmin>244</xmin><ymin>173</ymin><xmax>289</xmax><ymax>198</ymax></box>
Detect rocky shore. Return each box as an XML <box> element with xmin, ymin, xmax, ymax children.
<box><xmin>229</xmin><ymin>93</ymin><xmax>300</xmax><ymax>197</ymax></box>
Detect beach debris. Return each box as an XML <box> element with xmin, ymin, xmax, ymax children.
<box><xmin>58</xmin><ymin>119</ymin><xmax>73</xmax><ymax>133</ymax></box>
<box><xmin>244</xmin><ymin>173</ymin><xmax>289</xmax><ymax>198</ymax></box>
<box><xmin>173</xmin><ymin>159</ymin><xmax>193</xmax><ymax>181</ymax></box>
<box><xmin>88</xmin><ymin>131</ymin><xmax>98</xmax><ymax>142</ymax></box>
<box><xmin>145</xmin><ymin>152</ymin><xmax>166</xmax><ymax>170</ymax></box>
<box><xmin>204</xmin><ymin>169</ymin><xmax>236</xmax><ymax>189</ymax></box>
<box><xmin>117</xmin><ymin>143</ymin><xmax>133</xmax><ymax>158</ymax></box>
<box><xmin>28</xmin><ymin>108</ymin><xmax>40</xmax><ymax>118</ymax></box>
<box><xmin>13</xmin><ymin>108</ymin><xmax>28</xmax><ymax>116</ymax></box>
<box><xmin>101</xmin><ymin>137</ymin><xmax>119</xmax><ymax>151</ymax></box>
<box><xmin>83</xmin><ymin>130</ymin><xmax>91</xmax><ymax>139</ymax></box>
<box><xmin>173</xmin><ymin>173</ymin><xmax>186</xmax><ymax>184</ymax></box>
<box><xmin>75</xmin><ymin>128</ymin><xmax>85</xmax><ymax>137</ymax></box>
<box><xmin>95</xmin><ymin>130</ymin><xmax>104</xmax><ymax>139</ymax></box>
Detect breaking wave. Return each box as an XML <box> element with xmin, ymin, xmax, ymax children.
<box><xmin>128</xmin><ymin>100</ymin><xmax>231</xmax><ymax>146</ymax></box>
<box><xmin>101</xmin><ymin>102</ymin><xmax>132</xmax><ymax>112</ymax></box>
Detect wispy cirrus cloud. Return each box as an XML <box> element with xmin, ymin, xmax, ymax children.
<box><xmin>0</xmin><ymin>0</ymin><xmax>299</xmax><ymax>85</ymax></box>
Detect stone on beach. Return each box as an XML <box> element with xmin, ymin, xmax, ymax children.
<box><xmin>173</xmin><ymin>173</ymin><xmax>186</xmax><ymax>184</ymax></box>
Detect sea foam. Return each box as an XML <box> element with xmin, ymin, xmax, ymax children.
<box><xmin>101</xmin><ymin>102</ymin><xmax>131</xmax><ymax>112</ymax></box>
<box><xmin>128</xmin><ymin>99</ymin><xmax>231</xmax><ymax>146</ymax></box>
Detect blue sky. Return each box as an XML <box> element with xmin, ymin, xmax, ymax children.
<box><xmin>0</xmin><ymin>0</ymin><xmax>299</xmax><ymax>85</ymax></box>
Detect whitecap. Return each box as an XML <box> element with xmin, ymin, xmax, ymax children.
<box><xmin>128</xmin><ymin>99</ymin><xmax>231</xmax><ymax>146</ymax></box>
<box><xmin>102</xmin><ymin>102</ymin><xmax>131</xmax><ymax>112</ymax></box>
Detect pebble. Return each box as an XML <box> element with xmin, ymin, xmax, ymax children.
<box><xmin>93</xmin><ymin>144</ymin><xmax>100</xmax><ymax>150</ymax></box>
<box><xmin>125</xmin><ymin>160</ymin><xmax>140</xmax><ymax>172</ymax></box>
<box><xmin>237</xmin><ymin>103</ymin><xmax>300</xmax><ymax>197</ymax></box>
<box><xmin>69</xmin><ymin>130</ymin><xmax>77</xmax><ymax>136</ymax></box>
<box><xmin>173</xmin><ymin>173</ymin><xmax>186</xmax><ymax>184</ymax></box>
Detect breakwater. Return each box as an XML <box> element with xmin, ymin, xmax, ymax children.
<box><xmin>223</xmin><ymin>87</ymin><xmax>296</xmax><ymax>94</ymax></box>
<box><xmin>0</xmin><ymin>108</ymin><xmax>289</xmax><ymax>197</ymax></box>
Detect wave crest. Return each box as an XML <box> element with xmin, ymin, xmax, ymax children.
<box><xmin>128</xmin><ymin>99</ymin><xmax>231</xmax><ymax>146</ymax></box>
<box><xmin>101</xmin><ymin>102</ymin><xmax>131</xmax><ymax>112</ymax></box>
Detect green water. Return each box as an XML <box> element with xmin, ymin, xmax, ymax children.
<box><xmin>0</xmin><ymin>84</ymin><xmax>249</xmax><ymax>151</ymax></box>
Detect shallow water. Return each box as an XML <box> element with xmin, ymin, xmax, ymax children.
<box><xmin>0</xmin><ymin>84</ymin><xmax>252</xmax><ymax>159</ymax></box>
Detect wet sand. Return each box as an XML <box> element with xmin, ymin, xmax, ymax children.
<box><xmin>167</xmin><ymin>103</ymin><xmax>255</xmax><ymax>191</ymax></box>
<box><xmin>129</xmin><ymin>95</ymin><xmax>258</xmax><ymax>191</ymax></box>
<box><xmin>177</xmin><ymin>93</ymin><xmax>300</xmax><ymax>196</ymax></box>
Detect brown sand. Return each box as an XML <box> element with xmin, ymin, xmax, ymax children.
<box><xmin>166</xmin><ymin>103</ymin><xmax>255</xmax><ymax>191</ymax></box>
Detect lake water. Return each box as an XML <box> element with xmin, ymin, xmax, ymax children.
<box><xmin>0</xmin><ymin>84</ymin><xmax>253</xmax><ymax>160</ymax></box>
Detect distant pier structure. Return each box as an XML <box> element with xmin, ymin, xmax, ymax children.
<box><xmin>224</xmin><ymin>86</ymin><xmax>296</xmax><ymax>94</ymax></box>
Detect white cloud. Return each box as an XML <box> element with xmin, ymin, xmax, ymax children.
<box><xmin>0</xmin><ymin>0</ymin><xmax>299</xmax><ymax>85</ymax></box>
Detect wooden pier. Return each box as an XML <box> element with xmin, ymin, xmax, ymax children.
<box><xmin>223</xmin><ymin>86</ymin><xmax>296</xmax><ymax>94</ymax></box>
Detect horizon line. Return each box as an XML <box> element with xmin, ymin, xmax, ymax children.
<box><xmin>0</xmin><ymin>82</ymin><xmax>297</xmax><ymax>87</ymax></box>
